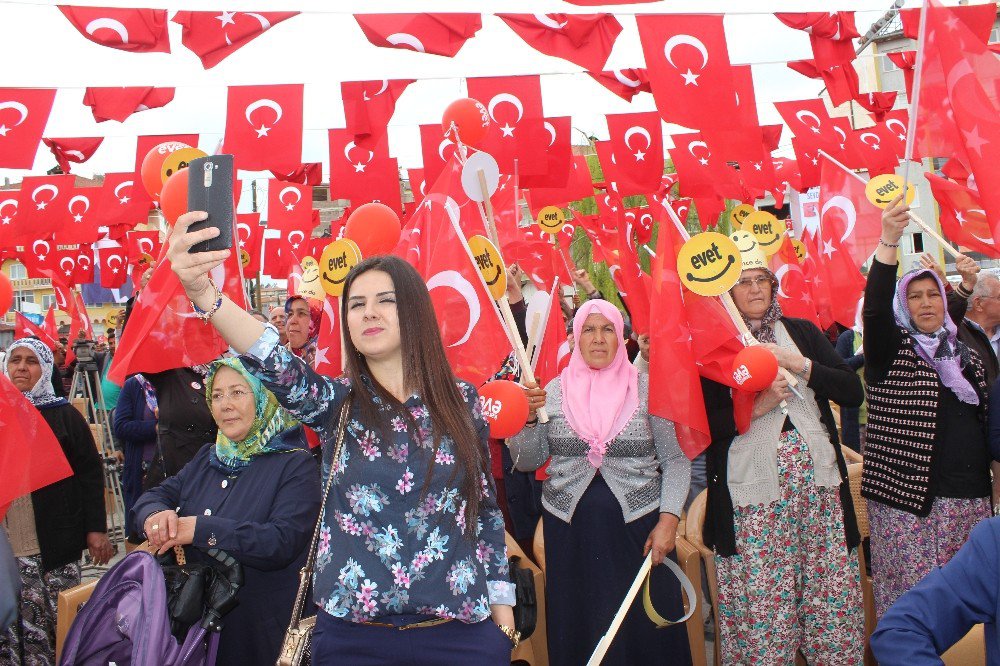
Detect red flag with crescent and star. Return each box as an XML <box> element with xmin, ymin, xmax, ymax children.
<box><xmin>72</xmin><ymin>247</ymin><xmax>94</xmax><ymax>285</ymax></box>
<box><xmin>83</xmin><ymin>86</ymin><xmax>175</xmax><ymax>123</ymax></box>
<box><xmin>235</xmin><ymin>212</ymin><xmax>266</xmax><ymax>274</ymax></box>
<box><xmin>927</xmin><ymin>172</ymin><xmax>999</xmax><ymax>259</ymax></box>
<box><xmin>58</xmin><ymin>6</ymin><xmax>171</xmax><ymax>53</ymax></box>
<box><xmin>342</xmin><ymin>79</ymin><xmax>415</xmax><ymax>151</ymax></box>
<box><xmin>497</xmin><ymin>13</ymin><xmax>622</xmax><ymax>72</ymax></box>
<box><xmin>419</xmin><ymin>123</ymin><xmax>458</xmax><ymax>189</ymax></box>
<box><xmin>42</xmin><ymin>137</ymin><xmax>104</xmax><ymax>174</ymax></box>
<box><xmin>605</xmin><ymin>111</ymin><xmax>664</xmax><ymax>197</ymax></box>
<box><xmin>327</xmin><ymin>129</ymin><xmax>403</xmax><ymax>217</ymax></box>
<box><xmin>817</xmin><ymin>153</ymin><xmax>884</xmax><ymax>271</ymax></box>
<box><xmin>520</xmin><ymin>116</ymin><xmax>573</xmax><ymax>190</ymax></box>
<box><xmin>775</xmin><ymin>12</ymin><xmax>859</xmax><ymax>71</ymax></box>
<box><xmin>54</xmin><ymin>186</ymin><xmax>103</xmax><ymax>245</ymax></box>
<box><xmin>96</xmin><ymin>171</ymin><xmax>152</xmax><ymax>232</ymax></box>
<box><xmin>98</xmin><ymin>243</ymin><xmax>129</xmax><ymax>289</ymax></box>
<box><xmin>173</xmin><ymin>11</ymin><xmax>298</xmax><ymax>69</ymax></box>
<box><xmin>267</xmin><ymin>180</ymin><xmax>312</xmax><ymax>228</ymax></box>
<box><xmin>14</xmin><ymin>312</ymin><xmax>59</xmax><ymax>351</ymax></box>
<box><xmin>314</xmin><ymin>296</ymin><xmax>343</xmax><ymax>379</ymax></box>
<box><xmin>586</xmin><ymin>68</ymin><xmax>651</xmax><ymax>102</ymax></box>
<box><xmin>770</xmin><ymin>238</ymin><xmax>819</xmax><ymax>326</ymax></box>
<box><xmin>223</xmin><ymin>84</ymin><xmax>303</xmax><ymax>172</ymax></box>
<box><xmin>0</xmin><ymin>88</ymin><xmax>56</xmax><ymax>170</ymax></box>
<box><xmin>353</xmin><ymin>13</ymin><xmax>482</xmax><ymax>58</ymax></box>
<box><xmin>466</xmin><ymin>75</ymin><xmax>548</xmax><ymax>177</ymax></box>
<box><xmin>13</xmin><ymin>174</ymin><xmax>75</xmax><ymax>241</ymax></box>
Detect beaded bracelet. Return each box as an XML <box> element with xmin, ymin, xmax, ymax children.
<box><xmin>191</xmin><ymin>281</ymin><xmax>223</xmax><ymax>323</ymax></box>
<box><xmin>878</xmin><ymin>238</ymin><xmax>900</xmax><ymax>249</ymax></box>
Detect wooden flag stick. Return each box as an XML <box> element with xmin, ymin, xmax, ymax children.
<box><xmin>478</xmin><ymin>169</ymin><xmax>501</xmax><ymax>249</ymax></box>
<box><xmin>525</xmin><ymin>312</ymin><xmax>542</xmax><ymax>366</ymax></box>
<box><xmin>586</xmin><ymin>553</ymin><xmax>654</xmax><ymax>666</ymax></box>
<box><xmin>910</xmin><ymin>212</ymin><xmax>960</xmax><ymax>259</ymax></box>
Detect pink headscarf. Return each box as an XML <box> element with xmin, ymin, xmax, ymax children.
<box><xmin>560</xmin><ymin>300</ymin><xmax>640</xmax><ymax>468</ymax></box>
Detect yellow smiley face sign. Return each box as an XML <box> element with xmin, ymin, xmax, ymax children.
<box><xmin>730</xmin><ymin>204</ymin><xmax>755</xmax><ymax>230</ymax></box>
<box><xmin>677</xmin><ymin>232</ymin><xmax>742</xmax><ymax>297</ymax></box>
<box><xmin>240</xmin><ymin>248</ymin><xmax>251</xmax><ymax>268</ymax></box>
<box><xmin>319</xmin><ymin>238</ymin><xmax>362</xmax><ymax>297</ymax></box>
<box><xmin>468</xmin><ymin>235</ymin><xmax>507</xmax><ymax>300</ymax></box>
<box><xmin>865</xmin><ymin>174</ymin><xmax>916</xmax><ymax>209</ymax></box>
<box><xmin>746</xmin><ymin>210</ymin><xmax>784</xmax><ymax>256</ymax></box>
<box><xmin>297</xmin><ymin>256</ymin><xmax>324</xmax><ymax>300</ymax></box>
<box><xmin>536</xmin><ymin>206</ymin><xmax>566</xmax><ymax>235</ymax></box>
<box><xmin>791</xmin><ymin>238</ymin><xmax>807</xmax><ymax>263</ymax></box>
<box><xmin>730</xmin><ymin>230</ymin><xmax>758</xmax><ymax>255</ymax></box>
<box><xmin>161</xmin><ymin>147</ymin><xmax>208</xmax><ymax>183</ymax></box>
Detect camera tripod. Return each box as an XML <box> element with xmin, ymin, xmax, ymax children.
<box><xmin>68</xmin><ymin>356</ymin><xmax>127</xmax><ymax>572</ymax></box>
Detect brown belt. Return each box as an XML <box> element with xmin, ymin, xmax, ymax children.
<box><xmin>360</xmin><ymin>617</ymin><xmax>453</xmax><ymax>631</ymax></box>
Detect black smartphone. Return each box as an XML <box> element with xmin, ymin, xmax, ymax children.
<box><xmin>187</xmin><ymin>154</ymin><xmax>235</xmax><ymax>254</ymax></box>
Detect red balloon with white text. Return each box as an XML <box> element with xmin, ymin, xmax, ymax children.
<box><xmin>731</xmin><ymin>346</ymin><xmax>779</xmax><ymax>393</ymax></box>
<box><xmin>478</xmin><ymin>380</ymin><xmax>530</xmax><ymax>439</ymax></box>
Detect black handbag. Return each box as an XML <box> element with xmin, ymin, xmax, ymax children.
<box><xmin>157</xmin><ymin>546</ymin><xmax>244</xmax><ymax>638</ymax></box>
<box><xmin>508</xmin><ymin>555</ymin><xmax>537</xmax><ymax>640</ymax></box>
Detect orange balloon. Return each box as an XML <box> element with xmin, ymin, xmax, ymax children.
<box><xmin>0</xmin><ymin>272</ymin><xmax>12</xmax><ymax>314</ymax></box>
<box><xmin>344</xmin><ymin>203</ymin><xmax>401</xmax><ymax>257</ymax></box>
<box><xmin>731</xmin><ymin>346</ymin><xmax>779</xmax><ymax>393</ymax></box>
<box><xmin>478</xmin><ymin>380</ymin><xmax>530</xmax><ymax>439</ymax></box>
<box><xmin>159</xmin><ymin>168</ymin><xmax>188</xmax><ymax>225</ymax></box>
<box><xmin>442</xmin><ymin>98</ymin><xmax>490</xmax><ymax>146</ymax></box>
<box><xmin>140</xmin><ymin>141</ymin><xmax>192</xmax><ymax>198</ymax></box>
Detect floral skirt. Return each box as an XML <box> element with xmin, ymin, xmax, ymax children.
<box><xmin>0</xmin><ymin>556</ymin><xmax>81</xmax><ymax>666</ymax></box>
<box><xmin>868</xmin><ymin>495</ymin><xmax>990</xmax><ymax>618</ymax></box>
<box><xmin>715</xmin><ymin>429</ymin><xmax>863</xmax><ymax>666</ymax></box>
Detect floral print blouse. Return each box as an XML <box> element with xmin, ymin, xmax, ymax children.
<box><xmin>241</xmin><ymin>326</ymin><xmax>515</xmax><ymax>624</ymax></box>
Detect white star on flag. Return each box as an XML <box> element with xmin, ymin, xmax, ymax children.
<box><xmin>500</xmin><ymin>124</ymin><xmax>515</xmax><ymax>137</ymax></box>
<box><xmin>822</xmin><ymin>240</ymin><xmax>836</xmax><ymax>258</ymax></box>
<box><xmin>963</xmin><ymin>126</ymin><xmax>988</xmax><ymax>156</ymax></box>
<box><xmin>314</xmin><ymin>347</ymin><xmax>330</xmax><ymax>367</ymax></box>
<box><xmin>634</xmin><ymin>149</ymin><xmax>646</xmax><ymax>161</ymax></box>
<box><xmin>680</xmin><ymin>69</ymin><xmax>700</xmax><ymax>86</ymax></box>
<box><xmin>354</xmin><ymin>162</ymin><xmax>367</xmax><ymax>173</ymax></box>
<box><xmin>216</xmin><ymin>11</ymin><xmax>237</xmax><ymax>27</ymax></box>
<box><xmin>0</xmin><ymin>125</ymin><xmax>9</xmax><ymax>137</ymax></box>
<box><xmin>73</xmin><ymin>214</ymin><xmax>83</xmax><ymax>222</ymax></box>
<box><xmin>119</xmin><ymin>196</ymin><xmax>130</xmax><ymax>204</ymax></box>
<box><xmin>255</xmin><ymin>125</ymin><xmax>271</xmax><ymax>138</ymax></box>
<box><xmin>36</xmin><ymin>201</ymin><xmax>47</xmax><ymax>210</ymax></box>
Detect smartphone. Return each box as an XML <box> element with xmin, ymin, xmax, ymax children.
<box><xmin>187</xmin><ymin>154</ymin><xmax>235</xmax><ymax>254</ymax></box>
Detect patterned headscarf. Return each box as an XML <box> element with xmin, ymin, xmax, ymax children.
<box><xmin>893</xmin><ymin>269</ymin><xmax>979</xmax><ymax>405</ymax></box>
<box><xmin>285</xmin><ymin>296</ymin><xmax>322</xmax><ymax>366</ymax></box>
<box><xmin>205</xmin><ymin>358</ymin><xmax>299</xmax><ymax>475</ymax></box>
<box><xmin>734</xmin><ymin>269</ymin><xmax>783</xmax><ymax>344</ymax></box>
<box><xmin>3</xmin><ymin>337</ymin><xmax>67</xmax><ymax>409</ymax></box>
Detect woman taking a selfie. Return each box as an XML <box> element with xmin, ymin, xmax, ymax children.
<box><xmin>165</xmin><ymin>212</ymin><xmax>516</xmax><ymax>665</ymax></box>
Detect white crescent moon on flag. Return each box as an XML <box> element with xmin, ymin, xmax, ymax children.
<box><xmin>639</xmin><ymin>212</ymin><xmax>653</xmax><ymax>228</ymax></box>
<box><xmin>114</xmin><ymin>180</ymin><xmax>132</xmax><ymax>199</ymax></box>
<box><xmin>533</xmin><ymin>13</ymin><xmax>568</xmax><ymax>29</ymax></box>
<box><xmin>623</xmin><ymin>126</ymin><xmax>652</xmax><ymax>150</ymax></box>
<box><xmin>833</xmin><ymin>126</ymin><xmax>847</xmax><ymax>142</ymax></box>
<box><xmin>859</xmin><ymin>132</ymin><xmax>881</xmax><ymax>147</ymax></box>
<box><xmin>279</xmin><ymin>186</ymin><xmax>301</xmax><ymax>206</ymax></box>
<box><xmin>687</xmin><ymin>140</ymin><xmax>709</xmax><ymax>158</ymax></box>
<box><xmin>487</xmin><ymin>94</ymin><xmax>524</xmax><ymax>124</ymax></box>
<box><xmin>344</xmin><ymin>140</ymin><xmax>374</xmax><ymax>164</ymax></box>
<box><xmin>107</xmin><ymin>253</ymin><xmax>123</xmax><ymax>268</ymax></box>
<box><xmin>245</xmin><ymin>99</ymin><xmax>283</xmax><ymax>126</ymax></box>
<box><xmin>438</xmin><ymin>138</ymin><xmax>453</xmax><ymax>161</ymax></box>
<box><xmin>609</xmin><ymin>265</ymin><xmax>627</xmax><ymax>297</ymax></box>
<box><xmin>243</xmin><ymin>12</ymin><xmax>272</xmax><ymax>30</ymax></box>
<box><xmin>795</xmin><ymin>110</ymin><xmax>822</xmax><ymax>131</ymax></box>
<box><xmin>821</xmin><ymin>195</ymin><xmax>857</xmax><ymax>243</ymax></box>
<box><xmin>386</xmin><ymin>32</ymin><xmax>426</xmax><ymax>52</ymax></box>
<box><xmin>886</xmin><ymin>118</ymin><xmax>907</xmax><ymax>137</ymax></box>
<box><xmin>237</xmin><ymin>222</ymin><xmax>251</xmax><ymax>243</ymax></box>
<box><xmin>138</xmin><ymin>238</ymin><xmax>154</xmax><ymax>254</ymax></box>
<box><xmin>68</xmin><ymin>195</ymin><xmax>90</xmax><ymax>213</ymax></box>
<box><xmin>967</xmin><ymin>209</ymin><xmax>993</xmax><ymax>244</ymax></box>
<box><xmin>0</xmin><ymin>101</ymin><xmax>29</xmax><ymax>126</ymax></box>
<box><xmin>426</xmin><ymin>270</ymin><xmax>480</xmax><ymax>347</ymax></box>
<box><xmin>32</xmin><ymin>184</ymin><xmax>58</xmax><ymax>203</ymax></box>
<box><xmin>774</xmin><ymin>265</ymin><xmax>790</xmax><ymax>298</ymax></box>
<box><xmin>85</xmin><ymin>17</ymin><xmax>130</xmax><ymax>43</ymax></box>
<box><xmin>64</xmin><ymin>150</ymin><xmax>87</xmax><ymax>161</ymax></box>
<box><xmin>544</xmin><ymin>122</ymin><xmax>556</xmax><ymax>147</ymax></box>
<box><xmin>613</xmin><ymin>69</ymin><xmax>642</xmax><ymax>87</ymax></box>
<box><xmin>0</xmin><ymin>198</ymin><xmax>17</xmax><ymax>217</ymax></box>
<box><xmin>367</xmin><ymin>80</ymin><xmax>389</xmax><ymax>98</ymax></box>
<box><xmin>287</xmin><ymin>230</ymin><xmax>305</xmax><ymax>246</ymax></box>
<box><xmin>663</xmin><ymin>34</ymin><xmax>709</xmax><ymax>70</ymax></box>
<box><xmin>77</xmin><ymin>253</ymin><xmax>91</xmax><ymax>268</ymax></box>
<box><xmin>322</xmin><ymin>296</ymin><xmax>338</xmax><ymax>334</ymax></box>
<box><xmin>33</xmin><ymin>239</ymin><xmax>50</xmax><ymax>256</ymax></box>
<box><xmin>60</xmin><ymin>257</ymin><xmax>75</xmax><ymax>274</ymax></box>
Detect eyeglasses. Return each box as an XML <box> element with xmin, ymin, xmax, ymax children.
<box><xmin>211</xmin><ymin>388</ymin><xmax>252</xmax><ymax>403</ymax></box>
<box><xmin>733</xmin><ymin>276</ymin><xmax>774</xmax><ymax>290</ymax></box>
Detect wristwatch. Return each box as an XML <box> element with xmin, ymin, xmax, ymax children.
<box><xmin>799</xmin><ymin>358</ymin><xmax>812</xmax><ymax>377</ymax></box>
<box><xmin>496</xmin><ymin>623</ymin><xmax>521</xmax><ymax>648</ymax></box>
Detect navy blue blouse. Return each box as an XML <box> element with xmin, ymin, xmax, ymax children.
<box><xmin>240</xmin><ymin>326</ymin><xmax>515</xmax><ymax>624</ymax></box>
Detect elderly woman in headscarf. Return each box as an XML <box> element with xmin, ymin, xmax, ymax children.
<box><xmin>132</xmin><ymin>358</ymin><xmax>321</xmax><ymax>666</ymax></box>
<box><xmin>1</xmin><ymin>337</ymin><xmax>112</xmax><ymax>666</ymax></box>
<box><xmin>285</xmin><ymin>296</ymin><xmax>322</xmax><ymax>367</ymax></box>
<box><xmin>510</xmin><ymin>300</ymin><xmax>693</xmax><ymax>666</ymax></box>
<box><xmin>863</xmin><ymin>196</ymin><xmax>993</xmax><ymax>619</ymax></box>
<box><xmin>700</xmin><ymin>247</ymin><xmax>865</xmax><ymax>665</ymax></box>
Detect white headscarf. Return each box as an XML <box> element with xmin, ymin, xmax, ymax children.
<box><xmin>3</xmin><ymin>337</ymin><xmax>64</xmax><ymax>408</ymax></box>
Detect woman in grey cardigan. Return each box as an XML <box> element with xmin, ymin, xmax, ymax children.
<box><xmin>511</xmin><ymin>300</ymin><xmax>692</xmax><ymax>666</ymax></box>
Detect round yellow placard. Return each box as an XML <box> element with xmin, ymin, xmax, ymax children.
<box><xmin>468</xmin><ymin>234</ymin><xmax>507</xmax><ymax>300</ymax></box>
<box><xmin>730</xmin><ymin>204</ymin><xmax>755</xmax><ymax>230</ymax></box>
<box><xmin>790</xmin><ymin>238</ymin><xmax>807</xmax><ymax>263</ymax></box>
<box><xmin>745</xmin><ymin>210</ymin><xmax>784</xmax><ymax>256</ymax></box>
<box><xmin>160</xmin><ymin>147</ymin><xmax>207</xmax><ymax>183</ymax></box>
<box><xmin>730</xmin><ymin>230</ymin><xmax>758</xmax><ymax>254</ymax></box>
<box><xmin>677</xmin><ymin>232</ymin><xmax>742</xmax><ymax>297</ymax></box>
<box><xmin>865</xmin><ymin>174</ymin><xmax>916</xmax><ymax>209</ymax></box>
<box><xmin>319</xmin><ymin>238</ymin><xmax>363</xmax><ymax>297</ymax></box>
<box><xmin>240</xmin><ymin>248</ymin><xmax>251</xmax><ymax>268</ymax></box>
<box><xmin>536</xmin><ymin>206</ymin><xmax>566</xmax><ymax>235</ymax></box>
<box><xmin>297</xmin><ymin>256</ymin><xmax>324</xmax><ymax>300</ymax></box>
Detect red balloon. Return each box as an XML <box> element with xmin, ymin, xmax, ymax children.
<box><xmin>478</xmin><ymin>380</ymin><xmax>530</xmax><ymax>439</ymax></box>
<box><xmin>159</xmin><ymin>168</ymin><xmax>189</xmax><ymax>225</ymax></box>
<box><xmin>442</xmin><ymin>98</ymin><xmax>490</xmax><ymax>146</ymax></box>
<box><xmin>731</xmin><ymin>346</ymin><xmax>779</xmax><ymax>392</ymax></box>
<box><xmin>0</xmin><ymin>272</ymin><xmax>12</xmax><ymax>314</ymax></box>
<box><xmin>140</xmin><ymin>141</ymin><xmax>192</xmax><ymax>198</ymax></box>
<box><xmin>344</xmin><ymin>203</ymin><xmax>401</xmax><ymax>257</ymax></box>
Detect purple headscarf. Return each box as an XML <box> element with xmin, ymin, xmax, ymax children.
<box><xmin>892</xmin><ymin>269</ymin><xmax>979</xmax><ymax>405</ymax></box>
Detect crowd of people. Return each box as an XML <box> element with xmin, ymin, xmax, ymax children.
<box><xmin>4</xmin><ymin>197</ymin><xmax>1000</xmax><ymax>665</ymax></box>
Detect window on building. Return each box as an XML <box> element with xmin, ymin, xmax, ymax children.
<box><xmin>13</xmin><ymin>290</ymin><xmax>34</xmax><ymax>310</ymax></box>
<box><xmin>910</xmin><ymin>232</ymin><xmax>924</xmax><ymax>255</ymax></box>
<box><xmin>990</xmin><ymin>26</ymin><xmax>999</xmax><ymax>44</ymax></box>
<box><xmin>8</xmin><ymin>262</ymin><xmax>27</xmax><ymax>280</ymax></box>
<box><xmin>41</xmin><ymin>294</ymin><xmax>55</xmax><ymax>310</ymax></box>
<box><xmin>881</xmin><ymin>50</ymin><xmax>901</xmax><ymax>73</ymax></box>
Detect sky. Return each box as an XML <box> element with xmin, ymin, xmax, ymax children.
<box><xmin>0</xmin><ymin>0</ymin><xmax>908</xmax><ymax>188</ymax></box>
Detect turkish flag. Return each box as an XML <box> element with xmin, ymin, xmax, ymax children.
<box><xmin>648</xmin><ymin>211</ymin><xmax>711</xmax><ymax>459</ymax></box>
<box><xmin>887</xmin><ymin>51</ymin><xmax>917</xmax><ymax>98</ymax></box>
<box><xmin>792</xmin><ymin>139</ymin><xmax>822</xmax><ymax>190</ymax></box>
<box><xmin>267</xmin><ymin>180</ymin><xmax>312</xmax><ymax>228</ymax></box>
<box><xmin>55</xmin><ymin>187</ymin><xmax>103</xmax><ymax>245</ymax></box>
<box><xmin>235</xmin><ymin>212</ymin><xmax>265</xmax><ymax>274</ymax></box>
<box><xmin>42</xmin><ymin>137</ymin><xmax>103</xmax><ymax>174</ymax></box>
<box><xmin>42</xmin><ymin>271</ymin><xmax>77</xmax><ymax>317</ymax></box>
<box><xmin>392</xmin><ymin>155</ymin><xmax>510</xmax><ymax>386</ymax></box>
<box><xmin>524</xmin><ymin>154</ymin><xmax>594</xmax><ymax>211</ymax></box>
<box><xmin>70</xmin><ymin>291</ymin><xmax>95</xmax><ymax>341</ymax></box>
<box><xmin>0</xmin><ymin>88</ymin><xmax>56</xmax><ymax>169</ymax></box>
<box><xmin>927</xmin><ymin>172</ymin><xmax>999</xmax><ymax>258</ymax></box>
<box><xmin>637</xmin><ymin>14</ymin><xmax>738</xmax><ymax>131</ymax></box>
<box><xmin>520</xmin><ymin>116</ymin><xmax>573</xmax><ymax>190</ymax></box>
<box><xmin>466</xmin><ymin>75</ymin><xmax>547</xmax><ymax>176</ymax></box>
<box><xmin>269</xmin><ymin>162</ymin><xmax>322</xmax><ymax>186</ymax></box>
<box><xmin>223</xmin><ymin>84</ymin><xmax>303</xmax><ymax>172</ymax></box>
<box><xmin>770</xmin><ymin>238</ymin><xmax>819</xmax><ymax>326</ymax></box>
<box><xmin>900</xmin><ymin>3</ymin><xmax>997</xmax><ymax>43</ymax></box>
<box><xmin>702</xmin><ymin>64</ymin><xmax>769</xmax><ymax>165</ymax></box>
<box><xmin>58</xmin><ymin>6</ymin><xmax>170</xmax><ymax>53</ymax></box>
<box><xmin>314</xmin><ymin>296</ymin><xmax>343</xmax><ymax>379</ymax></box>
<box><xmin>532</xmin><ymin>288</ymin><xmax>568</xmax><ymax>387</ymax></box>
<box><xmin>109</xmin><ymin>229</ymin><xmax>247</xmax><ymax>384</ymax></box>
<box><xmin>497</xmin><ymin>13</ymin><xmax>622</xmax><ymax>71</ymax></box>
<box><xmin>270</xmin><ymin>214</ymin><xmax>317</xmax><ymax>258</ymax></box>
<box><xmin>96</xmin><ymin>171</ymin><xmax>152</xmax><ymax>230</ymax></box>
<box><xmin>73</xmin><ymin>246</ymin><xmax>95</xmax><ymax>285</ymax></box>
<box><xmin>667</xmin><ymin>132</ymin><xmax>740</xmax><ymax>202</ymax></box>
<box><xmin>43</xmin><ymin>306</ymin><xmax>59</xmax><ymax>341</ymax></box>
<box><xmin>605</xmin><ymin>111</ymin><xmax>664</xmax><ymax>197</ymax></box>
<box><xmin>46</xmin><ymin>246</ymin><xmax>81</xmax><ymax>288</ymax></box>
<box><xmin>854</xmin><ymin>91</ymin><xmax>898</xmax><ymax>122</ymax></box>
<box><xmin>14</xmin><ymin>174</ymin><xmax>75</xmax><ymax>241</ymax></box>
<box><xmin>419</xmin><ymin>123</ymin><xmax>459</xmax><ymax>188</ymax></box>
<box><xmin>490</xmin><ymin>175</ymin><xmax>521</xmax><ymax>248</ymax></box>
<box><xmin>0</xmin><ymin>374</ymin><xmax>73</xmax><ymax>521</ymax></box>
<box><xmin>353</xmin><ymin>13</ymin><xmax>482</xmax><ymax>57</ymax></box>
<box><xmin>14</xmin><ymin>312</ymin><xmax>59</xmax><ymax>351</ymax></box>
<box><xmin>0</xmin><ymin>191</ymin><xmax>19</xmax><ymax>248</ymax></box>
<box><xmin>774</xmin><ymin>99</ymin><xmax>841</xmax><ymax>153</ymax></box>
<box><xmin>504</xmin><ymin>241</ymin><xmax>562</xmax><ymax>292</ymax></box>
<box><xmin>328</xmin><ymin>129</ymin><xmax>402</xmax><ymax>216</ymax></box>
<box><xmin>98</xmin><ymin>243</ymin><xmax>129</xmax><ymax>289</ymax></box>
<box><xmin>342</xmin><ymin>79</ymin><xmax>415</xmax><ymax>151</ymax></box>
<box><xmin>83</xmin><ymin>86</ymin><xmax>174</xmax><ymax>123</ymax></box>
<box><xmin>787</xmin><ymin>58</ymin><xmax>860</xmax><ymax>107</ymax></box>
<box><xmin>262</xmin><ymin>235</ymin><xmax>289</xmax><ymax>279</ymax></box>
<box><xmin>587</xmin><ymin>68</ymin><xmax>650</xmax><ymax>101</ymax></box>
<box><xmin>850</xmin><ymin>128</ymin><xmax>899</xmax><ymax>177</ymax></box>
<box><xmin>407</xmin><ymin>168</ymin><xmax>427</xmax><ymax>204</ymax></box>
<box><xmin>173</xmin><ymin>11</ymin><xmax>298</xmax><ymax>69</ymax></box>
<box><xmin>871</xmin><ymin>109</ymin><xmax>913</xmax><ymax>159</ymax></box>
<box><xmin>125</xmin><ymin>230</ymin><xmax>161</xmax><ymax>264</ymax></box>
<box><xmin>612</xmin><ymin>219</ymin><xmax>651</xmax><ymax>335</ymax></box>
<box><xmin>775</xmin><ymin>12</ymin><xmax>859</xmax><ymax>70</ymax></box>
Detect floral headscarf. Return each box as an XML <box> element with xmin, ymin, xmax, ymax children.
<box><xmin>205</xmin><ymin>358</ymin><xmax>300</xmax><ymax>475</ymax></box>
<box><xmin>3</xmin><ymin>337</ymin><xmax>67</xmax><ymax>409</ymax></box>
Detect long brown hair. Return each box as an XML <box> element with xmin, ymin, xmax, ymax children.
<box><xmin>339</xmin><ymin>256</ymin><xmax>486</xmax><ymax>532</ymax></box>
